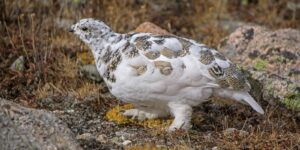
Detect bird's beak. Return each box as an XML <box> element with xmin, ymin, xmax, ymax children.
<box><xmin>68</xmin><ymin>28</ymin><xmax>75</xmax><ymax>33</ymax></box>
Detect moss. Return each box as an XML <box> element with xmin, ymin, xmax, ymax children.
<box><xmin>283</xmin><ymin>93</ymin><xmax>300</xmax><ymax>111</ymax></box>
<box><xmin>253</xmin><ymin>59</ymin><xmax>268</xmax><ymax>71</ymax></box>
<box><xmin>106</xmin><ymin>104</ymin><xmax>173</xmax><ymax>129</ymax></box>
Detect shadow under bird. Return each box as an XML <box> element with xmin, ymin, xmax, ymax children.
<box><xmin>69</xmin><ymin>18</ymin><xmax>264</xmax><ymax>131</ymax></box>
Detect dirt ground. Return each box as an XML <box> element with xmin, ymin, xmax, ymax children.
<box><xmin>0</xmin><ymin>0</ymin><xmax>299</xmax><ymax>149</ymax></box>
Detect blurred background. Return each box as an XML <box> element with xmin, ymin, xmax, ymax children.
<box><xmin>0</xmin><ymin>0</ymin><xmax>299</xmax><ymax>149</ymax></box>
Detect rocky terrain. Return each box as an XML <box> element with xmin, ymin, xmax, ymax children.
<box><xmin>219</xmin><ymin>25</ymin><xmax>300</xmax><ymax>105</ymax></box>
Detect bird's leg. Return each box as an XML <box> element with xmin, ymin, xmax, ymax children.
<box><xmin>122</xmin><ymin>105</ymin><xmax>169</xmax><ymax>121</ymax></box>
<box><xmin>168</xmin><ymin>102</ymin><xmax>193</xmax><ymax>131</ymax></box>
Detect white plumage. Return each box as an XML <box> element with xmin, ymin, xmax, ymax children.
<box><xmin>70</xmin><ymin>18</ymin><xmax>264</xmax><ymax>131</ymax></box>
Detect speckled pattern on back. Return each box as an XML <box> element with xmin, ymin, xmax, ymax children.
<box><xmin>71</xmin><ymin>18</ymin><xmax>251</xmax><ymax>91</ymax></box>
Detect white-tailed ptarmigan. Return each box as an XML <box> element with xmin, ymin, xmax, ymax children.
<box><xmin>69</xmin><ymin>18</ymin><xmax>264</xmax><ymax>131</ymax></box>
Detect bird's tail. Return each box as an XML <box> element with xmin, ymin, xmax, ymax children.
<box><xmin>213</xmin><ymin>89</ymin><xmax>264</xmax><ymax>114</ymax></box>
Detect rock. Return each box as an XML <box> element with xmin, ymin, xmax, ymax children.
<box><xmin>212</xmin><ymin>146</ymin><xmax>219</xmax><ymax>150</ymax></box>
<box><xmin>115</xmin><ymin>130</ymin><xmax>136</xmax><ymax>141</ymax></box>
<box><xmin>122</xmin><ymin>140</ymin><xmax>132</xmax><ymax>146</ymax></box>
<box><xmin>10</xmin><ymin>56</ymin><xmax>25</xmax><ymax>72</ymax></box>
<box><xmin>0</xmin><ymin>98</ymin><xmax>82</xmax><ymax>150</ymax></box>
<box><xmin>223</xmin><ymin>128</ymin><xmax>249</xmax><ymax>137</ymax></box>
<box><xmin>79</xmin><ymin>64</ymin><xmax>102</xmax><ymax>82</ymax></box>
<box><xmin>96</xmin><ymin>134</ymin><xmax>108</xmax><ymax>144</ymax></box>
<box><xmin>76</xmin><ymin>133</ymin><xmax>94</xmax><ymax>140</ymax></box>
<box><xmin>134</xmin><ymin>22</ymin><xmax>172</xmax><ymax>35</ymax></box>
<box><xmin>110</xmin><ymin>137</ymin><xmax>121</xmax><ymax>145</ymax></box>
<box><xmin>203</xmin><ymin>133</ymin><xmax>213</xmax><ymax>142</ymax></box>
<box><xmin>219</xmin><ymin>25</ymin><xmax>300</xmax><ymax>108</ymax></box>
<box><xmin>38</xmin><ymin>96</ymin><xmax>75</xmax><ymax>110</ymax></box>
<box><xmin>219</xmin><ymin>25</ymin><xmax>270</xmax><ymax>59</ymax></box>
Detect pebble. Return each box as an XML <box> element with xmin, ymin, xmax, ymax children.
<box><xmin>10</xmin><ymin>56</ymin><xmax>25</xmax><ymax>72</ymax></box>
<box><xmin>223</xmin><ymin>128</ymin><xmax>249</xmax><ymax>137</ymax></box>
<box><xmin>115</xmin><ymin>131</ymin><xmax>135</xmax><ymax>139</ymax></box>
<box><xmin>76</xmin><ymin>133</ymin><xmax>93</xmax><ymax>140</ymax></box>
<box><xmin>96</xmin><ymin>134</ymin><xmax>108</xmax><ymax>144</ymax></box>
<box><xmin>122</xmin><ymin>140</ymin><xmax>132</xmax><ymax>146</ymax></box>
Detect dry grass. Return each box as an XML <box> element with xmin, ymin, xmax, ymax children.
<box><xmin>0</xmin><ymin>0</ymin><xmax>299</xmax><ymax>149</ymax></box>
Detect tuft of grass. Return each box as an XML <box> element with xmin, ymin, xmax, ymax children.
<box><xmin>36</xmin><ymin>83</ymin><xmax>56</xmax><ymax>99</ymax></box>
<box><xmin>75</xmin><ymin>82</ymin><xmax>102</xmax><ymax>99</ymax></box>
<box><xmin>61</xmin><ymin>56</ymin><xmax>78</xmax><ymax>78</ymax></box>
<box><xmin>253</xmin><ymin>59</ymin><xmax>269</xmax><ymax>71</ymax></box>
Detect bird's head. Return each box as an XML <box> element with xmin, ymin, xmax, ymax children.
<box><xmin>69</xmin><ymin>18</ymin><xmax>112</xmax><ymax>44</ymax></box>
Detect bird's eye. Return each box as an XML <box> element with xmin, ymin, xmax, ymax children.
<box><xmin>81</xmin><ymin>27</ymin><xmax>88</xmax><ymax>31</ymax></box>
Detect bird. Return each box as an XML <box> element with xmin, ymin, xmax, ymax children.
<box><xmin>69</xmin><ymin>18</ymin><xmax>264</xmax><ymax>131</ymax></box>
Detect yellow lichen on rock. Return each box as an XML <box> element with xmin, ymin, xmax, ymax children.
<box><xmin>106</xmin><ymin>104</ymin><xmax>173</xmax><ymax>129</ymax></box>
<box><xmin>106</xmin><ymin>104</ymin><xmax>134</xmax><ymax>124</ymax></box>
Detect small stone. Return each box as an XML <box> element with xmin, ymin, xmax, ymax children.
<box><xmin>66</xmin><ymin>109</ymin><xmax>74</xmax><ymax>113</ymax></box>
<box><xmin>10</xmin><ymin>56</ymin><xmax>25</xmax><ymax>72</ymax></box>
<box><xmin>223</xmin><ymin>128</ymin><xmax>249</xmax><ymax>137</ymax></box>
<box><xmin>115</xmin><ymin>131</ymin><xmax>135</xmax><ymax>139</ymax></box>
<box><xmin>96</xmin><ymin>134</ymin><xmax>108</xmax><ymax>144</ymax></box>
<box><xmin>223</xmin><ymin>128</ymin><xmax>237</xmax><ymax>136</ymax></box>
<box><xmin>76</xmin><ymin>133</ymin><xmax>93</xmax><ymax>140</ymax></box>
<box><xmin>238</xmin><ymin>130</ymin><xmax>249</xmax><ymax>137</ymax></box>
<box><xmin>203</xmin><ymin>133</ymin><xmax>213</xmax><ymax>142</ymax></box>
<box><xmin>212</xmin><ymin>146</ymin><xmax>219</xmax><ymax>150</ymax></box>
<box><xmin>110</xmin><ymin>137</ymin><xmax>120</xmax><ymax>145</ymax></box>
<box><xmin>122</xmin><ymin>140</ymin><xmax>132</xmax><ymax>146</ymax></box>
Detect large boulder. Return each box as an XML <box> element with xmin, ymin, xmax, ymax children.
<box><xmin>219</xmin><ymin>25</ymin><xmax>300</xmax><ymax>109</ymax></box>
<box><xmin>0</xmin><ymin>98</ymin><xmax>82</xmax><ymax>150</ymax></box>
<box><xmin>134</xmin><ymin>22</ymin><xmax>172</xmax><ymax>35</ymax></box>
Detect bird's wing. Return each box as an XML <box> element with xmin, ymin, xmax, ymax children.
<box><xmin>126</xmin><ymin>33</ymin><xmax>251</xmax><ymax>91</ymax></box>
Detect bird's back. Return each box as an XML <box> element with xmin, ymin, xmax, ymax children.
<box><xmin>105</xmin><ymin>32</ymin><xmax>251</xmax><ymax>106</ymax></box>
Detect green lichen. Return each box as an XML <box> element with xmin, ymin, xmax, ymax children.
<box><xmin>283</xmin><ymin>93</ymin><xmax>300</xmax><ymax>111</ymax></box>
<box><xmin>276</xmin><ymin>55</ymin><xmax>285</xmax><ymax>63</ymax></box>
<box><xmin>241</xmin><ymin>0</ymin><xmax>250</xmax><ymax>6</ymax></box>
<box><xmin>253</xmin><ymin>59</ymin><xmax>268</xmax><ymax>71</ymax></box>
